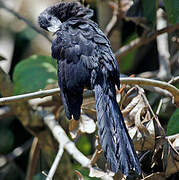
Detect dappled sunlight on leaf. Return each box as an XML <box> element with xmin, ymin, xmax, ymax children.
<box><xmin>13</xmin><ymin>55</ymin><xmax>57</xmax><ymax>95</ymax></box>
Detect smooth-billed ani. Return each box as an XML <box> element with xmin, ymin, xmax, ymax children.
<box><xmin>38</xmin><ymin>2</ymin><xmax>141</xmax><ymax>176</ymax></box>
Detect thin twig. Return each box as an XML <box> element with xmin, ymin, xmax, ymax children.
<box><xmin>115</xmin><ymin>38</ymin><xmax>141</xmax><ymax>57</ymax></box>
<box><xmin>0</xmin><ymin>77</ymin><xmax>178</xmax><ymax>105</ymax></box>
<box><xmin>168</xmin><ymin>76</ymin><xmax>179</xmax><ymax>84</ymax></box>
<box><xmin>141</xmin><ymin>86</ymin><xmax>172</xmax><ymax>98</ymax></box>
<box><xmin>90</xmin><ymin>136</ymin><xmax>102</xmax><ymax>166</ymax></box>
<box><xmin>115</xmin><ymin>22</ymin><xmax>179</xmax><ymax>58</ymax></box>
<box><xmin>0</xmin><ymin>88</ymin><xmax>93</xmax><ymax>105</ymax></box>
<box><xmin>167</xmin><ymin>133</ymin><xmax>179</xmax><ymax>141</ymax></box>
<box><xmin>104</xmin><ymin>1</ymin><xmax>118</xmax><ymax>36</ymax></box>
<box><xmin>138</xmin><ymin>87</ymin><xmax>156</xmax><ymax>118</ymax></box>
<box><xmin>0</xmin><ymin>0</ymin><xmax>52</xmax><ymax>42</ymax></box>
<box><xmin>46</xmin><ymin>145</ymin><xmax>64</xmax><ymax>180</ymax></box>
<box><xmin>156</xmin><ymin>99</ymin><xmax>163</xmax><ymax>116</ymax></box>
<box><xmin>26</xmin><ymin>137</ymin><xmax>40</xmax><ymax>180</ymax></box>
<box><xmin>0</xmin><ymin>138</ymin><xmax>33</xmax><ymax>168</ymax></box>
<box><xmin>90</xmin><ymin>149</ymin><xmax>103</xmax><ymax>166</ymax></box>
<box><xmin>120</xmin><ymin>77</ymin><xmax>179</xmax><ymax>103</ymax></box>
<box><xmin>138</xmin><ymin>70</ymin><xmax>158</xmax><ymax>79</ymax></box>
<box><xmin>0</xmin><ymin>88</ymin><xmax>60</xmax><ymax>105</ymax></box>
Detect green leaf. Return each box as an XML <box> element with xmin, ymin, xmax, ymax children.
<box><xmin>163</xmin><ymin>0</ymin><xmax>179</xmax><ymax>24</ymax></box>
<box><xmin>76</xmin><ymin>135</ymin><xmax>91</xmax><ymax>156</ymax></box>
<box><xmin>13</xmin><ymin>55</ymin><xmax>57</xmax><ymax>95</ymax></box>
<box><xmin>142</xmin><ymin>0</ymin><xmax>157</xmax><ymax>28</ymax></box>
<box><xmin>167</xmin><ymin>109</ymin><xmax>179</xmax><ymax>136</ymax></box>
<box><xmin>121</xmin><ymin>33</ymin><xmax>137</xmax><ymax>73</ymax></box>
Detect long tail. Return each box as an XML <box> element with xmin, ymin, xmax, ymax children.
<box><xmin>94</xmin><ymin>82</ymin><xmax>141</xmax><ymax>176</ymax></box>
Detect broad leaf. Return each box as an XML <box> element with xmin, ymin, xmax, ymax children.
<box><xmin>13</xmin><ymin>55</ymin><xmax>57</xmax><ymax>95</ymax></box>
<box><xmin>167</xmin><ymin>109</ymin><xmax>179</xmax><ymax>136</ymax></box>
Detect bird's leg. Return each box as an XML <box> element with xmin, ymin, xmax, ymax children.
<box><xmin>69</xmin><ymin>117</ymin><xmax>82</xmax><ymax>140</ymax></box>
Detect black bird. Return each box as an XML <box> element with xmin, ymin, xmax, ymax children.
<box><xmin>38</xmin><ymin>2</ymin><xmax>141</xmax><ymax>176</ymax></box>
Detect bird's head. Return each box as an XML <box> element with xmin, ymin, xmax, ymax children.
<box><xmin>38</xmin><ymin>2</ymin><xmax>93</xmax><ymax>33</ymax></box>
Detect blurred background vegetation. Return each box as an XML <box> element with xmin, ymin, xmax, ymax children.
<box><xmin>0</xmin><ymin>0</ymin><xmax>178</xmax><ymax>179</ymax></box>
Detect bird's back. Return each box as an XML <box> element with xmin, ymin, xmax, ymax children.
<box><xmin>52</xmin><ymin>17</ymin><xmax>120</xmax><ymax>90</ymax></box>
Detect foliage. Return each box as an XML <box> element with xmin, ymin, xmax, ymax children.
<box><xmin>142</xmin><ymin>0</ymin><xmax>157</xmax><ymax>28</ymax></box>
<box><xmin>163</xmin><ymin>0</ymin><xmax>179</xmax><ymax>24</ymax></box>
<box><xmin>167</xmin><ymin>109</ymin><xmax>179</xmax><ymax>136</ymax></box>
<box><xmin>76</xmin><ymin>135</ymin><xmax>91</xmax><ymax>156</ymax></box>
<box><xmin>13</xmin><ymin>55</ymin><xmax>57</xmax><ymax>95</ymax></box>
<box><xmin>121</xmin><ymin>33</ymin><xmax>137</xmax><ymax>72</ymax></box>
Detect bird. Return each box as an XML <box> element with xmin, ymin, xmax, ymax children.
<box><xmin>38</xmin><ymin>2</ymin><xmax>141</xmax><ymax>177</ymax></box>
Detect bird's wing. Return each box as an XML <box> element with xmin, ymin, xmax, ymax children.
<box><xmin>67</xmin><ymin>18</ymin><xmax>120</xmax><ymax>88</ymax></box>
<box><xmin>51</xmin><ymin>20</ymin><xmax>95</xmax><ymax>120</ymax></box>
<box><xmin>51</xmin><ymin>18</ymin><xmax>120</xmax><ymax>119</ymax></box>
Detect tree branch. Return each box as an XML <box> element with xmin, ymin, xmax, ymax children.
<box><xmin>115</xmin><ymin>22</ymin><xmax>179</xmax><ymax>58</ymax></box>
<box><xmin>0</xmin><ymin>77</ymin><xmax>178</xmax><ymax>105</ymax></box>
<box><xmin>43</xmin><ymin>112</ymin><xmax>91</xmax><ymax>168</ymax></box>
<box><xmin>0</xmin><ymin>138</ymin><xmax>33</xmax><ymax>168</ymax></box>
<box><xmin>120</xmin><ymin>77</ymin><xmax>179</xmax><ymax>105</ymax></box>
<box><xmin>104</xmin><ymin>1</ymin><xmax>118</xmax><ymax>36</ymax></box>
<box><xmin>169</xmin><ymin>76</ymin><xmax>179</xmax><ymax>84</ymax></box>
<box><xmin>43</xmin><ymin>111</ymin><xmax>114</xmax><ymax>180</ymax></box>
<box><xmin>156</xmin><ymin>9</ymin><xmax>171</xmax><ymax>80</ymax></box>
<box><xmin>141</xmin><ymin>86</ymin><xmax>173</xmax><ymax>98</ymax></box>
<box><xmin>0</xmin><ymin>88</ymin><xmax>60</xmax><ymax>105</ymax></box>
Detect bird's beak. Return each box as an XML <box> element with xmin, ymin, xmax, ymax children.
<box><xmin>47</xmin><ymin>18</ymin><xmax>62</xmax><ymax>33</ymax></box>
<box><xmin>47</xmin><ymin>25</ymin><xmax>60</xmax><ymax>33</ymax></box>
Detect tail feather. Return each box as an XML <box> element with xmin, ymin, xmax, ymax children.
<box><xmin>94</xmin><ymin>82</ymin><xmax>141</xmax><ymax>176</ymax></box>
